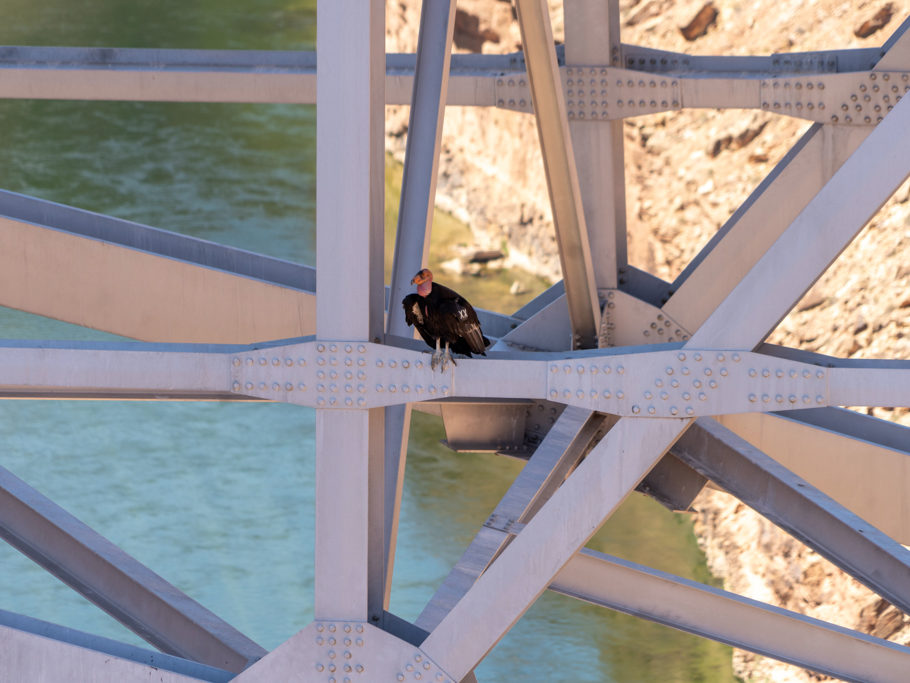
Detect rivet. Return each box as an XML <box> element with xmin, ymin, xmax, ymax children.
<box><xmin>398</xmin><ymin>675</ymin><xmax>405</xmax><ymax>682</ymax></box>
<box><xmin>441</xmin><ymin>385</ymin><xmax>449</xmax><ymax>395</ymax></box>
<box><xmin>345</xmin><ymin>357</ymin><xmax>353</xmax><ymax>367</ymax></box>
<box><xmin>271</xmin><ymin>357</ymin><xmax>280</xmax><ymax>367</ymax></box>
<box><xmin>694</xmin><ymin>380</ymin><xmax>702</xmax><ymax>389</ymax></box>
<box><xmin>694</xmin><ymin>353</ymin><xmax>703</xmax><ymax>362</ymax></box>
<box><xmin>603</xmin><ymin>365</ymin><xmax>611</xmax><ymax>375</ymax></box>
<box><xmin>685</xmin><ymin>406</ymin><xmax>694</xmax><ymax>415</ymax></box>
<box><xmin>245</xmin><ymin>382</ymin><xmax>253</xmax><ymax>390</ymax></box>
<box><xmin>259</xmin><ymin>382</ymin><xmax>266</xmax><ymax>390</ymax></box>
<box><xmin>550</xmin><ymin>389</ymin><xmax>558</xmax><ymax>398</ymax></box>
<box><xmin>591</xmin><ymin>366</ymin><xmax>599</xmax><ymax>374</ymax></box>
<box><xmin>644</xmin><ymin>391</ymin><xmax>653</xmax><ymax>399</ymax></box>
<box><xmin>317</xmin><ymin>344</ymin><xmax>326</xmax><ymax>353</ymax></box>
<box><xmin>617</xmin><ymin>365</ymin><xmax>625</xmax><ymax>374</ymax></box>
<box><xmin>762</xmin><ymin>368</ymin><xmax>770</xmax><ymax>378</ymax></box>
<box><xmin>389</xmin><ymin>385</ymin><xmax>397</xmax><ymax>393</ymax></box>
<box><xmin>576</xmin><ymin>389</ymin><xmax>585</xmax><ymax>398</ymax></box>
<box><xmin>245</xmin><ymin>357</ymin><xmax>253</xmax><ymax>366</ymax></box>
<box><xmin>704</xmin><ymin>368</ymin><xmax>712</xmax><ymax>376</ymax></box>
<box><xmin>357</xmin><ymin>665</ymin><xmax>365</xmax><ymax>673</ymax></box>
<box><xmin>329</xmin><ymin>344</ymin><xmax>338</xmax><ymax>353</ymax></box>
<box><xmin>376</xmin><ymin>360</ymin><xmax>383</xmax><ymax>368</ymax></box>
<box><xmin>602</xmin><ymin>390</ymin><xmax>612</xmax><ymax>399</ymax></box>
<box><xmin>390</xmin><ymin>360</ymin><xmax>397</xmax><ymax>368</ymax></box>
<box><xmin>329</xmin><ymin>650</ymin><xmax>336</xmax><ymax>659</ymax></box>
<box><xmin>788</xmin><ymin>394</ymin><xmax>797</xmax><ymax>403</ymax></box>
<box><xmin>716</xmin><ymin>353</ymin><xmax>726</xmax><ymax>361</ymax></box>
<box><xmin>259</xmin><ymin>357</ymin><xmax>267</xmax><ymax>366</ymax></box>
<box><xmin>776</xmin><ymin>369</ymin><xmax>784</xmax><ymax>378</ymax></box>
<box><xmin>232</xmin><ymin>381</ymin><xmax>241</xmax><ymax>391</ymax></box>
<box><xmin>563</xmin><ymin>364</ymin><xmax>571</xmax><ymax>374</ymax></box>
<box><xmin>632</xmin><ymin>405</ymin><xmax>641</xmax><ymax>414</ymax></box>
<box><xmin>376</xmin><ymin>384</ymin><xmax>383</xmax><ymax>392</ymax></box>
<box><xmin>762</xmin><ymin>394</ymin><xmax>770</xmax><ymax>403</ymax></box>
<box><xmin>299</xmin><ymin>383</ymin><xmax>306</xmax><ymax>391</ymax></box>
<box><xmin>749</xmin><ymin>368</ymin><xmax>757</xmax><ymax>377</ymax></box>
<box><xmin>617</xmin><ymin>391</ymin><xmax>624</xmax><ymax>399</ymax></box>
<box><xmin>670</xmin><ymin>379</ymin><xmax>679</xmax><ymax>388</ymax></box>
<box><xmin>670</xmin><ymin>406</ymin><xmax>679</xmax><ymax>415</ymax></box>
<box><xmin>232</xmin><ymin>357</ymin><xmax>241</xmax><ymax>367</ymax></box>
<box><xmin>682</xmin><ymin>391</ymin><xmax>691</xmax><ymax>400</ymax></box>
<box><xmin>357</xmin><ymin>358</ymin><xmax>365</xmax><ymax>366</ymax></box>
<box><xmin>816</xmin><ymin>394</ymin><xmax>824</xmax><ymax>404</ymax></box>
<box><xmin>776</xmin><ymin>394</ymin><xmax>784</xmax><ymax>403</ymax></box>
<box><xmin>699</xmin><ymin>392</ymin><xmax>707</xmax><ymax>401</ymax></box>
<box><xmin>666</xmin><ymin>367</ymin><xmax>674</xmax><ymax>375</ymax></box>
<box><xmin>802</xmin><ymin>394</ymin><xmax>811</xmax><ymax>404</ymax></box>
<box><xmin>720</xmin><ymin>367</ymin><xmax>728</xmax><ymax>376</ymax></box>
<box><xmin>816</xmin><ymin>369</ymin><xmax>825</xmax><ymax>379</ymax></box>
<box><xmin>681</xmin><ymin>366</ymin><xmax>690</xmax><ymax>375</ymax></box>
<box><xmin>563</xmin><ymin>390</ymin><xmax>571</xmax><ymax>399</ymax></box>
<box><xmin>749</xmin><ymin>393</ymin><xmax>757</xmax><ymax>402</ymax></box>
<box><xmin>317</xmin><ymin>663</ymin><xmax>325</xmax><ymax>672</ymax></box>
<box><xmin>648</xmin><ymin>406</ymin><xmax>656</xmax><ymax>414</ymax></box>
<box><xmin>286</xmin><ymin>382</ymin><xmax>293</xmax><ymax>391</ymax></box>
<box><xmin>550</xmin><ymin>366</ymin><xmax>558</xmax><ymax>374</ymax></box>
<box><xmin>677</xmin><ymin>352</ymin><xmax>686</xmax><ymax>361</ymax></box>
<box><xmin>406</xmin><ymin>664</ymin><xmax>414</xmax><ymax>672</ymax></box>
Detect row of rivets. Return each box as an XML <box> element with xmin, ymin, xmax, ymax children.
<box><xmin>232</xmin><ymin>356</ymin><xmax>306</xmax><ymax>367</ymax></box>
<box><xmin>315</xmin><ymin>622</ymin><xmax>366</xmax><ymax>681</ymax></box>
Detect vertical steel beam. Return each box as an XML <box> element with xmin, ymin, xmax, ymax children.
<box><xmin>314</xmin><ymin>0</ymin><xmax>386</xmax><ymax>623</ymax></box>
<box><xmin>564</xmin><ymin>0</ymin><xmax>627</xmax><ymax>291</ymax></box>
<box><xmin>514</xmin><ymin>0</ymin><xmax>600</xmax><ymax>349</ymax></box>
<box><xmin>383</xmin><ymin>0</ymin><xmax>457</xmax><ymax>609</ymax></box>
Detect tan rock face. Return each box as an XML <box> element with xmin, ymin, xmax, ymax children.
<box><xmin>386</xmin><ymin>2</ymin><xmax>910</xmax><ymax>679</ymax></box>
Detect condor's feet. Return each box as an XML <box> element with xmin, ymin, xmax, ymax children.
<box><xmin>430</xmin><ymin>341</ymin><xmax>457</xmax><ymax>372</ymax></box>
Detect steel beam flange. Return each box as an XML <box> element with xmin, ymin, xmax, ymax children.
<box><xmin>227</xmin><ymin>340</ymin><xmax>840</xmax><ymax>416</ymax></box>
<box><xmin>235</xmin><ymin>620</ymin><xmax>457</xmax><ymax>682</ymax></box>
<box><xmin>761</xmin><ymin>71</ymin><xmax>910</xmax><ymax>124</ymax></box>
<box><xmin>495</xmin><ymin>65</ymin><xmax>681</xmax><ymax>119</ymax></box>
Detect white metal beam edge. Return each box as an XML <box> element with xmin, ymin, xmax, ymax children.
<box><xmin>314</xmin><ymin>0</ymin><xmax>386</xmax><ymax>624</ymax></box>
<box><xmin>0</xmin><ymin>609</ymin><xmax>233</xmax><ymax>683</ymax></box>
<box><xmin>0</xmin><ymin>623</ymin><xmax>221</xmax><ymax>683</ymax></box>
<box><xmin>718</xmin><ymin>410</ymin><xmax>910</xmax><ymax>543</ymax></box>
<box><xmin>551</xmin><ymin>549</ymin><xmax>910</xmax><ymax>683</ymax></box>
<box><xmin>687</xmin><ymin>74</ymin><xmax>910</xmax><ymax>349</ymax></box>
<box><xmin>0</xmin><ymin>341</ymin><xmax>908</xmax><ymax>418</ymax></box>
<box><xmin>0</xmin><ymin>190</ymin><xmax>518</xmax><ymax>344</ymax></box>
<box><xmin>514</xmin><ymin>0</ymin><xmax>600</xmax><ymax>349</ymax></box>
<box><xmin>0</xmin><ymin>44</ymin><xmax>901</xmax><ymax>107</ymax></box>
<box><xmin>673</xmin><ymin>418</ymin><xmax>910</xmax><ymax>615</ymax></box>
<box><xmin>421</xmin><ymin>416</ymin><xmax>690</xmax><ymax>681</ymax></box>
<box><xmin>383</xmin><ymin>0</ymin><xmax>457</xmax><ymax>609</ymax></box>
<box><xmin>0</xmin><ymin>466</ymin><xmax>265</xmax><ymax>673</ymax></box>
<box><xmin>415</xmin><ymin>406</ymin><xmax>602</xmax><ymax>631</ymax></box>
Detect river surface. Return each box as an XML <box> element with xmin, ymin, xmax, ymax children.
<box><xmin>0</xmin><ymin>2</ymin><xmax>733</xmax><ymax>680</ymax></box>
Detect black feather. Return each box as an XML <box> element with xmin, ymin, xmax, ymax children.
<box><xmin>402</xmin><ymin>283</ymin><xmax>489</xmax><ymax>356</ymax></box>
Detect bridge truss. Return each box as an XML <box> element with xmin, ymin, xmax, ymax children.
<box><xmin>1</xmin><ymin>1</ymin><xmax>910</xmax><ymax>681</ymax></box>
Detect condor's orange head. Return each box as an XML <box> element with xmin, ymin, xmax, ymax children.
<box><xmin>411</xmin><ymin>268</ymin><xmax>433</xmax><ymax>296</ymax></box>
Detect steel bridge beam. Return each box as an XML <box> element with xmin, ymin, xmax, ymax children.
<box><xmin>514</xmin><ymin>0</ymin><xmax>600</xmax><ymax>349</ymax></box>
<box><xmin>0</xmin><ymin>467</ymin><xmax>265</xmax><ymax>672</ymax></box>
<box><xmin>551</xmin><ymin>549</ymin><xmax>910</xmax><ymax>683</ymax></box>
<box><xmin>675</xmin><ymin>418</ymin><xmax>910</xmax><ymax>614</ymax></box>
<box><xmin>383</xmin><ymin>0</ymin><xmax>457</xmax><ymax>609</ymax></box>
<box><xmin>313</xmin><ymin>0</ymin><xmax>386</xmax><ymax>624</ymax></box>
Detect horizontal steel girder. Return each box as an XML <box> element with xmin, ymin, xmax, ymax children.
<box><xmin>0</xmin><ymin>45</ymin><xmax>906</xmax><ymax>125</ymax></box>
<box><xmin>0</xmin><ymin>339</ymin><xmax>904</xmax><ymax>418</ymax></box>
<box><xmin>0</xmin><ymin>191</ymin><xmax>516</xmax><ymax>343</ymax></box>
<box><xmin>0</xmin><ymin>466</ymin><xmax>265</xmax><ymax>672</ymax></box>
<box><xmin>551</xmin><ymin>549</ymin><xmax>910</xmax><ymax>683</ymax></box>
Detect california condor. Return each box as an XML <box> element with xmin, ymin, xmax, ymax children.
<box><xmin>402</xmin><ymin>268</ymin><xmax>489</xmax><ymax>371</ymax></box>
